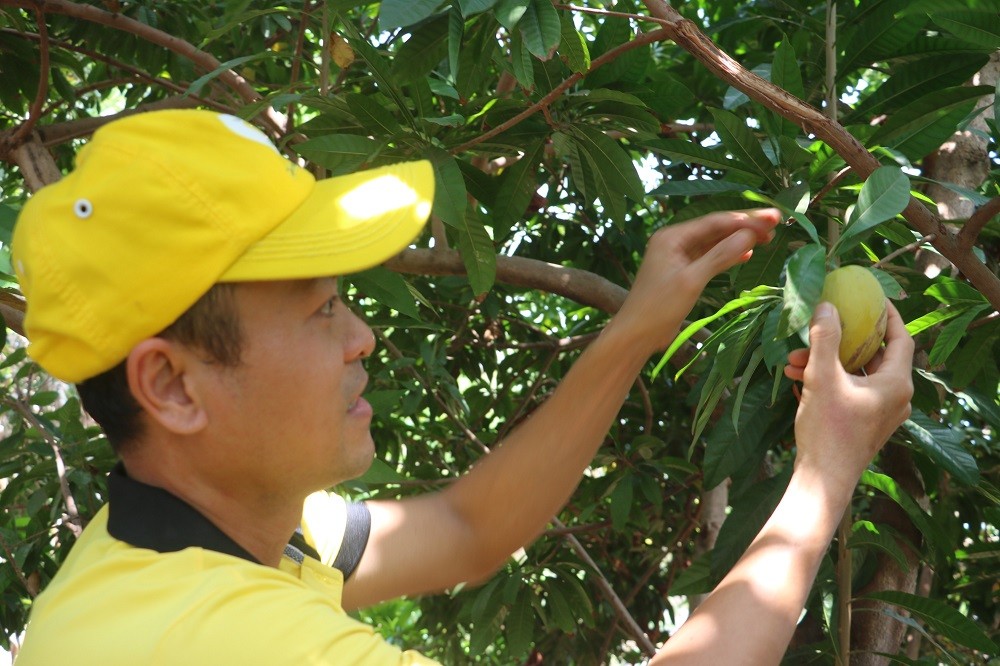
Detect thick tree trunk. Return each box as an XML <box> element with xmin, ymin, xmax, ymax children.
<box><xmin>850</xmin><ymin>445</ymin><xmax>928</xmax><ymax>664</ymax></box>
<box><xmin>920</xmin><ymin>53</ymin><xmax>1000</xmax><ymax>276</ymax></box>
<box><xmin>688</xmin><ymin>481</ymin><xmax>728</xmax><ymax>611</ymax></box>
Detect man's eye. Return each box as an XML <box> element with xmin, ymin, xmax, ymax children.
<box><xmin>319</xmin><ymin>296</ymin><xmax>338</xmax><ymax>316</ymax></box>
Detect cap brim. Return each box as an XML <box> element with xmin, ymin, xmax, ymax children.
<box><xmin>219</xmin><ymin>160</ymin><xmax>434</xmax><ymax>281</ymax></box>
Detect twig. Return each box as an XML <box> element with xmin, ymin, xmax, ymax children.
<box><xmin>0</xmin><ymin>29</ymin><xmax>231</xmax><ymax>116</ymax></box>
<box><xmin>0</xmin><ymin>531</ymin><xmax>36</xmax><ymax>598</ymax></box>
<box><xmin>810</xmin><ymin>166</ymin><xmax>852</xmax><ymax>209</ymax></box>
<box><xmin>375</xmin><ymin>330</ymin><xmax>491</xmax><ymax>455</ymax></box>
<box><xmin>0</xmin><ymin>0</ymin><xmax>284</xmax><ymax>136</ymax></box>
<box><xmin>958</xmin><ymin>196</ymin><xmax>1000</xmax><ymax>249</ymax></box>
<box><xmin>873</xmin><ymin>234</ymin><xmax>936</xmax><ymax>268</ymax></box>
<box><xmin>451</xmin><ymin>27</ymin><xmax>671</xmax><ymax>155</ymax></box>
<box><xmin>5</xmin><ymin>399</ymin><xmax>84</xmax><ymax>537</ymax></box>
<box><xmin>554</xmin><ymin>3</ymin><xmax>669</xmax><ymax>27</ymax></box>
<box><xmin>286</xmin><ymin>1</ymin><xmax>314</xmax><ymax>130</ymax></box>
<box><xmin>6</xmin><ymin>7</ymin><xmax>49</xmax><ymax>148</ymax></box>
<box><xmin>554</xmin><ymin>516</ymin><xmax>658</xmax><ymax>657</ymax></box>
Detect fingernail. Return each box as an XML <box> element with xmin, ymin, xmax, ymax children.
<box><xmin>814</xmin><ymin>302</ymin><xmax>833</xmax><ymax>320</ymax></box>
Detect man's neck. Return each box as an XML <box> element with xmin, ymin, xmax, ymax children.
<box><xmin>121</xmin><ymin>455</ymin><xmax>303</xmax><ymax>568</ymax></box>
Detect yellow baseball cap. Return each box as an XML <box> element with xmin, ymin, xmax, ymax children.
<box><xmin>11</xmin><ymin>109</ymin><xmax>434</xmax><ymax>383</ymax></box>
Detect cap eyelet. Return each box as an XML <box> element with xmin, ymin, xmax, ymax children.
<box><xmin>73</xmin><ymin>199</ymin><xmax>93</xmax><ymax>219</ymax></box>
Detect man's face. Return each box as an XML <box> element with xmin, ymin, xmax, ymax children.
<box><xmin>196</xmin><ymin>277</ymin><xmax>376</xmax><ymax>498</ymax></box>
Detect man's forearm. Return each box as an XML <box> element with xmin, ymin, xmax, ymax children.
<box><xmin>651</xmin><ymin>466</ymin><xmax>852</xmax><ymax>665</ymax></box>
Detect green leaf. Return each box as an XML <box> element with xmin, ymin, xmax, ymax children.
<box><xmin>448</xmin><ymin>7</ymin><xmax>464</xmax><ymax>83</ymax></box>
<box><xmin>771</xmin><ymin>39</ymin><xmax>805</xmax><ymax>102</ymax></box>
<box><xmin>866</xmin><ymin>590</ymin><xmax>999</xmax><ymax>654</ymax></box>
<box><xmin>202</xmin><ymin>8</ymin><xmax>298</xmax><ymax>46</ymax></box>
<box><xmin>731</xmin><ymin>347</ymin><xmax>764</xmax><ymax>431</ymax></box>
<box><xmin>651</xmin><ymin>286</ymin><xmax>780</xmax><ymax>380</ymax></box>
<box><xmin>643</xmin><ymin>138</ymin><xmax>761</xmax><ymax>179</ymax></box>
<box><xmin>505</xmin><ymin>589</ymin><xmax>536</xmax><ymax>658</ymax></box>
<box><xmin>494</xmin><ymin>0</ymin><xmax>530</xmax><ymax>31</ymax></box>
<box><xmin>836</xmin><ymin>167</ymin><xmax>911</xmax><ymax>254</ymax></box>
<box><xmin>291</xmin><ymin>134</ymin><xmax>377</xmax><ymax>175</ymax></box>
<box><xmin>848</xmin><ymin>521</ymin><xmax>910</xmax><ymax>569</ymax></box>
<box><xmin>905</xmin><ymin>308</ymin><xmax>964</xmax><ymax>336</ymax></box>
<box><xmin>903</xmin><ymin>410</ymin><xmax>980</xmax><ymax>487</ymax></box>
<box><xmin>452</xmin><ymin>208</ymin><xmax>496</xmax><ymax>298</ymax></box>
<box><xmin>390</xmin><ymin>13</ymin><xmax>449</xmax><ymax>82</ymax></box>
<box><xmin>931</xmin><ymin>11</ymin><xmax>1000</xmax><ymax>49</ymax></box>
<box><xmin>350</xmin><ymin>267</ymin><xmax>422</xmax><ymax>319</ymax></box>
<box><xmin>927</xmin><ymin>304</ymin><xmax>990</xmax><ymax>367</ymax></box>
<box><xmin>569</xmin><ymin>125</ymin><xmax>644</xmax><ymax>201</ymax></box>
<box><xmin>710</xmin><ymin>468</ymin><xmax>791</xmax><ymax>582</ymax></box>
<box><xmin>458</xmin><ymin>0</ymin><xmax>499</xmax><ymax>16</ymax></box>
<box><xmin>703</xmin><ymin>378</ymin><xmax>790</xmax><ymax>490</ymax></box>
<box><xmin>777</xmin><ymin>243</ymin><xmax>825</xmax><ymax>339</ymax></box>
<box><xmin>346</xmin><ymin>94</ymin><xmax>403</xmax><ymax>137</ymax></box>
<box><xmin>428</xmin><ymin>150</ymin><xmax>468</xmax><ymax>228</ymax></box>
<box><xmin>379</xmin><ymin>0</ymin><xmax>443</xmax><ymax>31</ymax></box>
<box><xmin>869</xmin><ymin>268</ymin><xmax>906</xmax><ymax>300</ymax></box>
<box><xmin>950</xmin><ymin>326</ymin><xmax>999</xmax><ymax>388</ymax></box>
<box><xmin>558</xmin><ymin>13</ymin><xmax>590</xmax><ymax>73</ymax></box>
<box><xmin>337</xmin><ymin>18</ymin><xmax>416</xmax><ymax>128</ymax></box>
<box><xmin>518</xmin><ymin>0</ymin><xmax>560</xmax><ymax>60</ymax></box>
<box><xmin>869</xmin><ymin>86</ymin><xmax>990</xmax><ymax>161</ymax></box>
<box><xmin>690</xmin><ymin>307</ymin><xmax>768</xmax><ymax>447</ymax></box>
<box><xmin>652</xmin><ymin>180</ymin><xmax>752</xmax><ymax>197</ymax></box>
<box><xmin>509</xmin><ymin>31</ymin><xmax>535</xmax><ymax>90</ymax></box>
<box><xmin>185</xmin><ymin>53</ymin><xmax>268</xmax><ymax>98</ymax></box>
<box><xmin>492</xmin><ymin>140</ymin><xmax>544</xmax><ymax>234</ymax></box>
<box><xmin>849</xmin><ymin>55</ymin><xmax>990</xmax><ymax>120</ymax></box>
<box><xmin>544</xmin><ymin>585</ymin><xmax>578</xmax><ymax>633</ymax></box>
<box><xmin>0</xmin><ymin>204</ymin><xmax>17</xmax><ymax>247</ymax></box>
<box><xmin>860</xmin><ymin>470</ymin><xmax>950</xmax><ymax>559</ymax></box>
<box><xmin>608</xmin><ymin>475</ymin><xmax>634</xmax><ymax>530</ymax></box>
<box><xmin>353</xmin><ymin>457</ymin><xmax>406</xmax><ymax>485</ymax></box>
<box><xmin>925</xmin><ymin>276</ymin><xmax>989</xmax><ymax>305</ymax></box>
<box><xmin>710</xmin><ymin>109</ymin><xmax>779</xmax><ymax>188</ymax></box>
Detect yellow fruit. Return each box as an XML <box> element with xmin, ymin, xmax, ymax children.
<box><xmin>820</xmin><ymin>265</ymin><xmax>888</xmax><ymax>373</ymax></box>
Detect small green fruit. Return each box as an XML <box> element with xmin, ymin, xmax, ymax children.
<box><xmin>819</xmin><ymin>265</ymin><xmax>888</xmax><ymax>373</ymax></box>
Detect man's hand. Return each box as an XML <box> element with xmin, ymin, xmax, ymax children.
<box><xmin>612</xmin><ymin>208</ymin><xmax>781</xmax><ymax>358</ymax></box>
<box><xmin>784</xmin><ymin>299</ymin><xmax>914</xmax><ymax>495</ymax></box>
<box><xmin>652</xmin><ymin>298</ymin><xmax>913</xmax><ymax>666</ymax></box>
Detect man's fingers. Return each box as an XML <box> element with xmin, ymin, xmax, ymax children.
<box><xmin>804</xmin><ymin>302</ymin><xmax>845</xmax><ymax>380</ymax></box>
<box><xmin>876</xmin><ymin>301</ymin><xmax>914</xmax><ymax>371</ymax></box>
<box><xmin>692</xmin><ymin>228</ymin><xmax>757</xmax><ymax>277</ymax></box>
<box><xmin>673</xmin><ymin>208</ymin><xmax>781</xmax><ymax>253</ymax></box>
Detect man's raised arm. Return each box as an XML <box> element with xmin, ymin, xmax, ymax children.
<box><xmin>342</xmin><ymin>209</ymin><xmax>781</xmax><ymax>610</ymax></box>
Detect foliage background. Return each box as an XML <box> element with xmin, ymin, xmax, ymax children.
<box><xmin>0</xmin><ymin>0</ymin><xmax>998</xmax><ymax>663</ymax></box>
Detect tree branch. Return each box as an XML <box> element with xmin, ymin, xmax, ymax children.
<box><xmin>451</xmin><ymin>27</ymin><xmax>671</xmax><ymax>155</ymax></box>
<box><xmin>5</xmin><ymin>397</ymin><xmax>83</xmax><ymax>537</ymax></box>
<box><xmin>639</xmin><ymin>0</ymin><xmax>1000</xmax><ymax>311</ymax></box>
<box><xmin>959</xmin><ymin>196</ymin><xmax>1000</xmax><ymax>249</ymax></box>
<box><xmin>554</xmin><ymin>516</ymin><xmax>658</xmax><ymax>657</ymax></box>
<box><xmin>386</xmin><ymin>248</ymin><xmax>629</xmax><ymax>315</ymax></box>
<box><xmin>0</xmin><ymin>29</ymin><xmax>233</xmax><ymax>117</ymax></box>
<box><xmin>5</xmin><ymin>7</ymin><xmax>48</xmax><ymax>148</ymax></box>
<box><xmin>0</xmin><ymin>0</ymin><xmax>284</xmax><ymax>135</ymax></box>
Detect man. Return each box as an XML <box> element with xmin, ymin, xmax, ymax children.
<box><xmin>11</xmin><ymin>109</ymin><xmax>913</xmax><ymax>664</ymax></box>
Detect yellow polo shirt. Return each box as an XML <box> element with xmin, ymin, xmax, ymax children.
<box><xmin>15</xmin><ymin>465</ymin><xmax>440</xmax><ymax>665</ymax></box>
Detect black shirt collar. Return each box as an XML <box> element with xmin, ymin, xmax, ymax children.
<box><xmin>107</xmin><ymin>462</ymin><xmax>261</xmax><ymax>563</ymax></box>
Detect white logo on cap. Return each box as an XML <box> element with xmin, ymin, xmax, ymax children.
<box><xmin>218</xmin><ymin>114</ymin><xmax>280</xmax><ymax>154</ymax></box>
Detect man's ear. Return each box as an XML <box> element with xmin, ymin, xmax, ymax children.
<box><xmin>126</xmin><ymin>338</ymin><xmax>208</xmax><ymax>435</ymax></box>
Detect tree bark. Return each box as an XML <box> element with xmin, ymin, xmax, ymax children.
<box><xmin>850</xmin><ymin>445</ymin><xmax>927</xmax><ymax>665</ymax></box>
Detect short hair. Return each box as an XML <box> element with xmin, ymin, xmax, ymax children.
<box><xmin>76</xmin><ymin>283</ymin><xmax>243</xmax><ymax>455</ymax></box>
